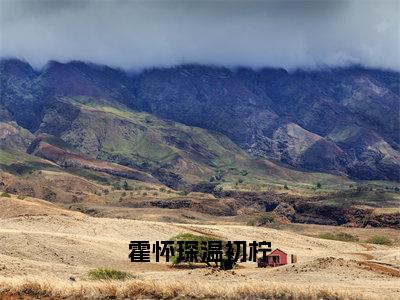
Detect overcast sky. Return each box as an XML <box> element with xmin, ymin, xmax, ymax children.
<box><xmin>0</xmin><ymin>0</ymin><xmax>399</xmax><ymax>71</ymax></box>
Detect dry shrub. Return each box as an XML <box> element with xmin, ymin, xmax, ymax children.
<box><xmin>18</xmin><ymin>281</ymin><xmax>50</xmax><ymax>298</ymax></box>
<box><xmin>96</xmin><ymin>281</ymin><xmax>118</xmax><ymax>298</ymax></box>
<box><xmin>0</xmin><ymin>277</ymin><xmax>378</xmax><ymax>300</ymax></box>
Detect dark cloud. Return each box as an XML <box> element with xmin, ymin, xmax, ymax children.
<box><xmin>0</xmin><ymin>0</ymin><xmax>399</xmax><ymax>71</ymax></box>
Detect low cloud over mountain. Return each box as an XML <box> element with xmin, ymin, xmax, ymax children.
<box><xmin>1</xmin><ymin>0</ymin><xmax>399</xmax><ymax>71</ymax></box>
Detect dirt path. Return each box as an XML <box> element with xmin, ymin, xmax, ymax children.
<box><xmin>345</xmin><ymin>243</ymin><xmax>375</xmax><ymax>260</ymax></box>
<box><xmin>359</xmin><ymin>243</ymin><xmax>376</xmax><ymax>251</ymax></box>
<box><xmin>360</xmin><ymin>261</ymin><xmax>400</xmax><ymax>277</ymax></box>
<box><xmin>350</xmin><ymin>242</ymin><xmax>400</xmax><ymax>277</ymax></box>
<box><xmin>350</xmin><ymin>252</ymin><xmax>374</xmax><ymax>260</ymax></box>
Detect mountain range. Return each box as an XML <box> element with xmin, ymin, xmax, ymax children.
<box><xmin>1</xmin><ymin>58</ymin><xmax>399</xmax><ymax>186</ymax></box>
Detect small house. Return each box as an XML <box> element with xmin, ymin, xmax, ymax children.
<box><xmin>257</xmin><ymin>248</ymin><xmax>288</xmax><ymax>267</ymax></box>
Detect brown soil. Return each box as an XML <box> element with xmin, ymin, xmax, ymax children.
<box><xmin>1</xmin><ymin>195</ymin><xmax>399</xmax><ymax>299</ymax></box>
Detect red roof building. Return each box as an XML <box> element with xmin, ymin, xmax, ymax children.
<box><xmin>257</xmin><ymin>248</ymin><xmax>288</xmax><ymax>267</ymax></box>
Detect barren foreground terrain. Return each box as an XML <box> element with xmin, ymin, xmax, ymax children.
<box><xmin>0</xmin><ymin>195</ymin><xmax>399</xmax><ymax>299</ymax></box>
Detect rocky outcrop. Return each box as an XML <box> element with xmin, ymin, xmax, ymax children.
<box><xmin>0</xmin><ymin>122</ymin><xmax>34</xmax><ymax>150</ymax></box>
<box><xmin>224</xmin><ymin>190</ymin><xmax>400</xmax><ymax>228</ymax></box>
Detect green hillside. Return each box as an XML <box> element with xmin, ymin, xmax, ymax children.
<box><xmin>34</xmin><ymin>96</ymin><xmax>358</xmax><ymax>191</ymax></box>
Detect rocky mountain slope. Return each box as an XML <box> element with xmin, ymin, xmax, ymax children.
<box><xmin>1</xmin><ymin>58</ymin><xmax>399</xmax><ymax>181</ymax></box>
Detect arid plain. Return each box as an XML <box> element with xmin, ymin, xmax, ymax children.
<box><xmin>0</xmin><ymin>195</ymin><xmax>399</xmax><ymax>299</ymax></box>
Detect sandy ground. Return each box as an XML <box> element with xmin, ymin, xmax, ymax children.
<box><xmin>0</xmin><ymin>196</ymin><xmax>399</xmax><ymax>299</ymax></box>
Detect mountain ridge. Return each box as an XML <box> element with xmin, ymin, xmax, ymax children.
<box><xmin>1</xmin><ymin>58</ymin><xmax>399</xmax><ymax>181</ymax></box>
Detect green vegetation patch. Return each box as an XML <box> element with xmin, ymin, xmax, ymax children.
<box><xmin>66</xmin><ymin>168</ymin><xmax>114</xmax><ymax>185</ymax></box>
<box><xmin>318</xmin><ymin>232</ymin><xmax>359</xmax><ymax>242</ymax></box>
<box><xmin>366</xmin><ymin>235</ymin><xmax>392</xmax><ymax>246</ymax></box>
<box><xmin>87</xmin><ymin>268</ymin><xmax>132</xmax><ymax>281</ymax></box>
<box><xmin>247</xmin><ymin>212</ymin><xmax>275</xmax><ymax>226</ymax></box>
<box><xmin>169</xmin><ymin>233</ymin><xmax>225</xmax><ymax>267</ymax></box>
<box><xmin>0</xmin><ymin>148</ymin><xmax>59</xmax><ymax>176</ymax></box>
